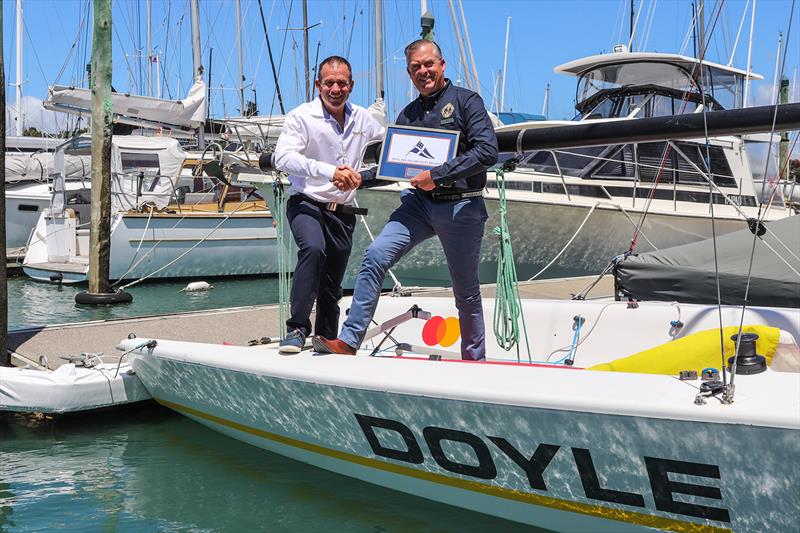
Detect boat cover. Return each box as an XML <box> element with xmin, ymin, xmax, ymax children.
<box><xmin>0</xmin><ymin>363</ymin><xmax>151</xmax><ymax>413</ymax></box>
<box><xmin>110</xmin><ymin>136</ymin><xmax>187</xmax><ymax>211</ymax></box>
<box><xmin>614</xmin><ymin>216</ymin><xmax>800</xmax><ymax>307</ymax></box>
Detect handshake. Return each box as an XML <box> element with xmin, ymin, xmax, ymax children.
<box><xmin>332</xmin><ymin>165</ymin><xmax>362</xmax><ymax>191</ymax></box>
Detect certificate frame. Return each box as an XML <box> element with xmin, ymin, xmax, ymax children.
<box><xmin>376</xmin><ymin>125</ymin><xmax>460</xmax><ymax>182</ymax></box>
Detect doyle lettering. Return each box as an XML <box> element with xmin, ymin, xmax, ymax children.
<box><xmin>355</xmin><ymin>413</ymin><xmax>730</xmax><ymax>523</ymax></box>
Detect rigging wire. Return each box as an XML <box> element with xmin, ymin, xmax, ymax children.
<box><xmin>640</xmin><ymin>0</ymin><xmax>659</xmax><ymax>51</ymax></box>
<box><xmin>727</xmin><ymin>0</ymin><xmax>751</xmax><ymax>66</ymax></box>
<box><xmin>723</xmin><ymin>0</ymin><xmax>795</xmax><ymax>401</ymax></box>
<box><xmin>628</xmin><ymin>0</ymin><xmax>725</xmax><ymax>253</ymax></box>
<box><xmin>52</xmin><ymin>0</ymin><xmax>90</xmax><ymax>87</ymax></box>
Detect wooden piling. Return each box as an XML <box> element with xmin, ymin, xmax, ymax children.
<box><xmin>1</xmin><ymin>0</ymin><xmax>9</xmax><ymax>366</ymax></box>
<box><xmin>88</xmin><ymin>0</ymin><xmax>113</xmax><ymax>295</ymax></box>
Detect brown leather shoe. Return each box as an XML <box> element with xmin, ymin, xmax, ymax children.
<box><xmin>312</xmin><ymin>336</ymin><xmax>356</xmax><ymax>355</ymax></box>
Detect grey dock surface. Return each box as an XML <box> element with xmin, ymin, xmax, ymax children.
<box><xmin>8</xmin><ymin>275</ymin><xmax>613</xmax><ymax>370</ymax></box>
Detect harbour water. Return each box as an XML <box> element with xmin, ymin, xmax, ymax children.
<box><xmin>0</xmin><ymin>405</ymin><xmax>541</xmax><ymax>532</ymax></box>
<box><xmin>2</xmin><ymin>276</ymin><xmax>545</xmax><ymax>531</ymax></box>
<box><xmin>5</xmin><ymin>276</ymin><xmax>281</xmax><ymax>331</ymax></box>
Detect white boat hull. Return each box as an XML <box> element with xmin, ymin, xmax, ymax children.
<box><xmin>349</xmin><ymin>188</ymin><xmax>749</xmax><ymax>287</ymax></box>
<box><xmin>22</xmin><ymin>210</ymin><xmax>279</xmax><ymax>283</ymax></box>
<box><xmin>5</xmin><ymin>184</ymin><xmax>51</xmax><ymax>249</ymax></box>
<box><xmin>123</xmin><ymin>297</ymin><xmax>800</xmax><ymax>531</ymax></box>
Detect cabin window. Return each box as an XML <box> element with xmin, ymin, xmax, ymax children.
<box><xmin>519</xmin><ymin>146</ymin><xmax>606</xmax><ymax>175</ymax></box>
<box><xmin>637</xmin><ymin>142</ymin><xmax>735</xmax><ymax>187</ymax></box>
<box><xmin>18</xmin><ymin>204</ymin><xmax>39</xmax><ymax>212</ymax></box>
<box><xmin>121</xmin><ymin>152</ymin><xmax>161</xmax><ymax>173</ymax></box>
<box><xmin>592</xmin><ymin>145</ymin><xmax>637</xmax><ymax>179</ymax></box>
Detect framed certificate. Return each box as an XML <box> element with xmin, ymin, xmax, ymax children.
<box><xmin>376</xmin><ymin>125</ymin><xmax>460</xmax><ymax>182</ymax></box>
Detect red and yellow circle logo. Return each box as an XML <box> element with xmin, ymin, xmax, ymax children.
<box><xmin>422</xmin><ymin>316</ymin><xmax>460</xmax><ymax>347</ymax></box>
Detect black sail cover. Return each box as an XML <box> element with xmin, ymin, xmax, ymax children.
<box><xmin>614</xmin><ymin>216</ymin><xmax>800</xmax><ymax>308</ymax></box>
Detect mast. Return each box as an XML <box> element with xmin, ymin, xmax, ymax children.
<box><xmin>303</xmin><ymin>0</ymin><xmax>310</xmax><ymax>101</ymax></box>
<box><xmin>629</xmin><ymin>0</ymin><xmax>634</xmax><ymax>52</ymax></box>
<box><xmin>190</xmin><ymin>0</ymin><xmax>205</xmax><ymax>148</ymax></box>
<box><xmin>86</xmin><ymin>0</ymin><xmax>113</xmax><ymax>299</ymax></box>
<box><xmin>446</xmin><ymin>0</ymin><xmax>472</xmax><ymax>90</ymax></box>
<box><xmin>146</xmin><ymin>0</ymin><xmax>152</xmax><ymax>96</ymax></box>
<box><xmin>375</xmin><ymin>0</ymin><xmax>384</xmax><ymax>99</ymax></box>
<box><xmin>500</xmin><ymin>16</ymin><xmax>510</xmax><ymax>113</ymax></box>
<box><xmin>457</xmin><ymin>0</ymin><xmax>480</xmax><ymax>96</ymax></box>
<box><xmin>697</xmin><ymin>0</ymin><xmax>705</xmax><ymax>56</ymax></box>
<box><xmin>780</xmin><ymin>76</ymin><xmax>789</xmax><ymax>179</ymax></box>
<box><xmin>257</xmin><ymin>0</ymin><xmax>285</xmax><ymax>114</ymax></box>
<box><xmin>420</xmin><ymin>0</ymin><xmax>435</xmax><ymax>40</ymax></box>
<box><xmin>743</xmin><ymin>0</ymin><xmax>756</xmax><ymax>107</ymax></box>
<box><xmin>1</xmin><ymin>0</ymin><xmax>9</xmax><ymax>365</ymax></box>
<box><xmin>542</xmin><ymin>82</ymin><xmax>550</xmax><ymax>119</ymax></box>
<box><xmin>15</xmin><ymin>0</ymin><xmax>23</xmax><ymax>136</ymax></box>
<box><xmin>236</xmin><ymin>0</ymin><xmax>245</xmax><ymax>114</ymax></box>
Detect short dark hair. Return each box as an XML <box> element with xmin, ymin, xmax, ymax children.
<box><xmin>317</xmin><ymin>56</ymin><xmax>352</xmax><ymax>82</ymax></box>
<box><xmin>404</xmin><ymin>39</ymin><xmax>443</xmax><ymax>63</ymax></box>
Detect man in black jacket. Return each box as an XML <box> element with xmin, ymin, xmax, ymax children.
<box><xmin>314</xmin><ymin>40</ymin><xmax>498</xmax><ymax>360</ymax></box>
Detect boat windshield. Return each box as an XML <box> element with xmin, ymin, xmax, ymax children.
<box><xmin>576</xmin><ymin>87</ymin><xmax>719</xmax><ymax>120</ymax></box>
<box><xmin>576</xmin><ymin>61</ymin><xmax>744</xmax><ymax>112</ymax></box>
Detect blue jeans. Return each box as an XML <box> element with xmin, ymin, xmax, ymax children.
<box><xmin>340</xmin><ymin>189</ymin><xmax>488</xmax><ymax>360</ymax></box>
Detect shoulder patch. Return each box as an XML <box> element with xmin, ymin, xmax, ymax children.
<box><xmin>441</xmin><ymin>102</ymin><xmax>455</xmax><ymax>119</ymax></box>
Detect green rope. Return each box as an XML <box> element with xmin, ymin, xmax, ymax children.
<box><xmin>492</xmin><ymin>165</ymin><xmax>532</xmax><ymax>362</ymax></box>
<box><xmin>272</xmin><ymin>179</ymin><xmax>291</xmax><ymax>338</ymax></box>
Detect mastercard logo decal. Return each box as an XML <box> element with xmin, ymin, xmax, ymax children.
<box><xmin>421</xmin><ymin>316</ymin><xmax>460</xmax><ymax>347</ymax></box>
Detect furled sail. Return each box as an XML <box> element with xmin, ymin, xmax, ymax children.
<box><xmin>4</xmin><ymin>152</ymin><xmax>91</xmax><ymax>183</ymax></box>
<box><xmin>44</xmin><ymin>79</ymin><xmax>207</xmax><ymax>130</ymax></box>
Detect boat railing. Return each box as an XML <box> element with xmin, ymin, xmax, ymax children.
<box><xmin>498</xmin><ymin>140</ymin><xmax>767</xmax><ymax>215</ymax></box>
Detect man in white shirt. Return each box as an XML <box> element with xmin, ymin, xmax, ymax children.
<box><xmin>273</xmin><ymin>55</ymin><xmax>384</xmax><ymax>353</ymax></box>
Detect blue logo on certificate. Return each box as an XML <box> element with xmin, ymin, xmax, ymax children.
<box><xmin>377</xmin><ymin>125</ymin><xmax>460</xmax><ymax>182</ymax></box>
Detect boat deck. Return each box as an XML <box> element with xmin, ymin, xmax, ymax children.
<box><xmin>7</xmin><ymin>275</ymin><xmax>613</xmax><ymax>371</ymax></box>
<box><xmin>23</xmin><ymin>261</ymin><xmax>89</xmax><ymax>274</ymax></box>
<box><xmin>5</xmin><ymin>247</ymin><xmax>26</xmax><ymax>274</ymax></box>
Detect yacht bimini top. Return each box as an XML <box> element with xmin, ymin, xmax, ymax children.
<box><xmin>556</xmin><ymin>51</ymin><xmax>763</xmax><ymax>113</ymax></box>
<box><xmin>555</xmin><ymin>51</ymin><xmax>762</xmax><ymax>81</ymax></box>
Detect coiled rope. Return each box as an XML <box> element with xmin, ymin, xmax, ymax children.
<box><xmin>492</xmin><ymin>164</ymin><xmax>531</xmax><ymax>362</ymax></box>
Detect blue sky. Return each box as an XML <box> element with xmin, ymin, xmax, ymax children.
<box><xmin>3</xmin><ymin>0</ymin><xmax>798</xmax><ymax>133</ymax></box>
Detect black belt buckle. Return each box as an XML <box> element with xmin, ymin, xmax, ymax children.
<box><xmin>326</xmin><ymin>201</ymin><xmax>339</xmax><ymax>212</ymax></box>
<box><xmin>431</xmin><ymin>189</ymin><xmax>483</xmax><ymax>202</ymax></box>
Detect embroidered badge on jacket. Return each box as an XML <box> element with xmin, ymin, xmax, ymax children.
<box><xmin>441</xmin><ymin>102</ymin><xmax>454</xmax><ymax>119</ymax></box>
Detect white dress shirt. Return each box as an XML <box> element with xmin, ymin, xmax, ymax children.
<box><xmin>273</xmin><ymin>97</ymin><xmax>385</xmax><ymax>204</ymax></box>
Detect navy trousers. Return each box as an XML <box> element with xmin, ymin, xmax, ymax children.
<box><xmin>286</xmin><ymin>195</ymin><xmax>356</xmax><ymax>339</ymax></box>
<box><xmin>340</xmin><ymin>189</ymin><xmax>488</xmax><ymax>360</ymax></box>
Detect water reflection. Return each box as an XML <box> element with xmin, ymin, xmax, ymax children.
<box><xmin>7</xmin><ymin>276</ymin><xmax>281</xmax><ymax>330</ymax></box>
<box><xmin>0</xmin><ymin>406</ymin><xmax>543</xmax><ymax>532</ymax></box>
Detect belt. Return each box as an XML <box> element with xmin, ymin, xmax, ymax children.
<box><xmin>428</xmin><ymin>189</ymin><xmax>484</xmax><ymax>202</ymax></box>
<box><xmin>297</xmin><ymin>194</ymin><xmax>368</xmax><ymax>215</ymax></box>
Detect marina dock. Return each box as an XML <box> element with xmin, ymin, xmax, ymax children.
<box><xmin>7</xmin><ymin>275</ymin><xmax>614</xmax><ymax>371</ymax></box>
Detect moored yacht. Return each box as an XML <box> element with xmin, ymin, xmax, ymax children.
<box><xmin>22</xmin><ymin>135</ymin><xmax>278</xmax><ymax>284</ymax></box>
